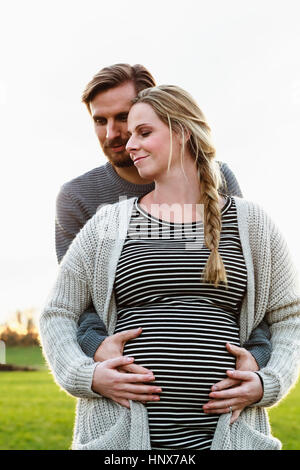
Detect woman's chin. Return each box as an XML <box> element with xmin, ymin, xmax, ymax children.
<box><xmin>137</xmin><ymin>169</ymin><xmax>156</xmax><ymax>181</ymax></box>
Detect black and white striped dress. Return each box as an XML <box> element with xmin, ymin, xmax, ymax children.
<box><xmin>114</xmin><ymin>196</ymin><xmax>247</xmax><ymax>450</ymax></box>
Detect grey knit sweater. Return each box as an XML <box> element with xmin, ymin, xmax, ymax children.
<box><xmin>40</xmin><ymin>196</ymin><xmax>300</xmax><ymax>450</ymax></box>
<box><xmin>56</xmin><ymin>161</ymin><xmax>271</xmax><ymax>367</ymax></box>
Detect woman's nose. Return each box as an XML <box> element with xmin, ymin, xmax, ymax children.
<box><xmin>126</xmin><ymin>135</ymin><xmax>138</xmax><ymax>152</ymax></box>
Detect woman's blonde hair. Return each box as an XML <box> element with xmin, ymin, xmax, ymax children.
<box><xmin>132</xmin><ymin>85</ymin><xmax>227</xmax><ymax>288</ymax></box>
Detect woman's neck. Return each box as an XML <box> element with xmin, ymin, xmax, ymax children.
<box><xmin>148</xmin><ymin>161</ymin><xmax>202</xmax><ymax>205</ymax></box>
<box><xmin>139</xmin><ymin>162</ymin><xmax>205</xmax><ymax>223</ymax></box>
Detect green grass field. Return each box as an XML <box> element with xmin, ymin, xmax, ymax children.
<box><xmin>0</xmin><ymin>346</ymin><xmax>76</xmax><ymax>450</ymax></box>
<box><xmin>0</xmin><ymin>346</ymin><xmax>299</xmax><ymax>450</ymax></box>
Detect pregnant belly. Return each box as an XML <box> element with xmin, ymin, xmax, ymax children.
<box><xmin>114</xmin><ymin>305</ymin><xmax>240</xmax><ymax>448</ymax></box>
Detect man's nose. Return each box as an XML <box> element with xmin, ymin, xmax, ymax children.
<box><xmin>106</xmin><ymin>121</ymin><xmax>121</xmax><ymax>140</ymax></box>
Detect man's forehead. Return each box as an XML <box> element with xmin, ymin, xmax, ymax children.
<box><xmin>90</xmin><ymin>82</ymin><xmax>137</xmax><ymax>117</ymax></box>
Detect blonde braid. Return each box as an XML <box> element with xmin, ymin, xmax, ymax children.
<box><xmin>198</xmin><ymin>161</ymin><xmax>228</xmax><ymax>288</ymax></box>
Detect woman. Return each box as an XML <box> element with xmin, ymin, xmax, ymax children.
<box><xmin>39</xmin><ymin>85</ymin><xmax>300</xmax><ymax>450</ymax></box>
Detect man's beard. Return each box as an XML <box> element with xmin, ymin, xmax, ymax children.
<box><xmin>102</xmin><ymin>136</ymin><xmax>134</xmax><ymax>168</ymax></box>
<box><xmin>108</xmin><ymin>152</ymin><xmax>134</xmax><ymax>168</ymax></box>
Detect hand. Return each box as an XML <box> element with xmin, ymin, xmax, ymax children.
<box><xmin>203</xmin><ymin>370</ymin><xmax>263</xmax><ymax>424</ymax></box>
<box><xmin>92</xmin><ymin>356</ymin><xmax>162</xmax><ymax>408</ymax></box>
<box><xmin>212</xmin><ymin>343</ymin><xmax>259</xmax><ymax>390</ymax></box>
<box><xmin>94</xmin><ymin>327</ymin><xmax>151</xmax><ymax>375</ymax></box>
<box><xmin>204</xmin><ymin>343</ymin><xmax>260</xmax><ymax>424</ymax></box>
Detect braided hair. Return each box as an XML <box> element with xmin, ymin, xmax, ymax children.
<box><xmin>132</xmin><ymin>85</ymin><xmax>227</xmax><ymax>288</ymax></box>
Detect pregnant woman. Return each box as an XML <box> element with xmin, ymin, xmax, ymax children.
<box><xmin>113</xmin><ymin>193</ymin><xmax>243</xmax><ymax>449</ymax></box>
<box><xmin>113</xmin><ymin>177</ymin><xmax>244</xmax><ymax>448</ymax></box>
<box><xmin>39</xmin><ymin>85</ymin><xmax>300</xmax><ymax>450</ymax></box>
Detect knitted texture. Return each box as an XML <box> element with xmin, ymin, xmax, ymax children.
<box><xmin>77</xmin><ymin>311</ymin><xmax>108</xmax><ymax>353</ymax></box>
<box><xmin>40</xmin><ymin>197</ymin><xmax>300</xmax><ymax>450</ymax></box>
<box><xmin>242</xmin><ymin>319</ymin><xmax>271</xmax><ymax>368</ymax></box>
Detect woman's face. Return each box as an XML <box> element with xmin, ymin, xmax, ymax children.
<box><xmin>126</xmin><ymin>102</ymin><xmax>182</xmax><ymax>181</ymax></box>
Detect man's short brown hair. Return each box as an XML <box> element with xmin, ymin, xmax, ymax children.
<box><xmin>82</xmin><ymin>63</ymin><xmax>156</xmax><ymax>111</ymax></box>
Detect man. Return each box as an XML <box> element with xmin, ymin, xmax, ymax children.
<box><xmin>55</xmin><ymin>63</ymin><xmax>271</xmax><ymax>419</ymax></box>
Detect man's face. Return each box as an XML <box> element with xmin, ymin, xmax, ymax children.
<box><xmin>89</xmin><ymin>81</ymin><xmax>137</xmax><ymax>167</ymax></box>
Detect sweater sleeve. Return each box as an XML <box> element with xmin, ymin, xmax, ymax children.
<box><xmin>77</xmin><ymin>309</ymin><xmax>108</xmax><ymax>358</ymax></box>
<box><xmin>55</xmin><ymin>185</ymin><xmax>87</xmax><ymax>263</ymax></box>
<box><xmin>218</xmin><ymin>161</ymin><xmax>243</xmax><ymax>198</ymax></box>
<box><xmin>254</xmin><ymin>220</ymin><xmax>300</xmax><ymax>408</ymax></box>
<box><xmin>39</xmin><ymin>218</ymin><xmax>102</xmax><ymax>399</ymax></box>
<box><xmin>242</xmin><ymin>319</ymin><xmax>271</xmax><ymax>368</ymax></box>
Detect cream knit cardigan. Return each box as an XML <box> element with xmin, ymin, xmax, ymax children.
<box><xmin>39</xmin><ymin>196</ymin><xmax>300</xmax><ymax>450</ymax></box>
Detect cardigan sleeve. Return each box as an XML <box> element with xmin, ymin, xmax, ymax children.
<box><xmin>254</xmin><ymin>218</ymin><xmax>300</xmax><ymax>407</ymax></box>
<box><xmin>39</xmin><ymin>216</ymin><xmax>102</xmax><ymax>399</ymax></box>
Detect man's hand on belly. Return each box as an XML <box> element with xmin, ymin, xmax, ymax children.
<box><xmin>94</xmin><ymin>327</ymin><xmax>151</xmax><ymax>374</ymax></box>
<box><xmin>91</xmin><ymin>356</ymin><xmax>162</xmax><ymax>408</ymax></box>
<box><xmin>202</xmin><ymin>343</ymin><xmax>260</xmax><ymax>423</ymax></box>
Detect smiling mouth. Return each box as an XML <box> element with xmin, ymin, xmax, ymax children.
<box><xmin>133</xmin><ymin>156</ymin><xmax>149</xmax><ymax>164</ymax></box>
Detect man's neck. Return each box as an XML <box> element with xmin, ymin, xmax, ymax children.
<box><xmin>112</xmin><ymin>164</ymin><xmax>153</xmax><ymax>185</ymax></box>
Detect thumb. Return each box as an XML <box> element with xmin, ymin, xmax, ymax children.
<box><xmin>117</xmin><ymin>327</ymin><xmax>143</xmax><ymax>343</ymax></box>
<box><xmin>230</xmin><ymin>409</ymin><xmax>241</xmax><ymax>424</ymax></box>
<box><xmin>226</xmin><ymin>343</ymin><xmax>246</xmax><ymax>358</ymax></box>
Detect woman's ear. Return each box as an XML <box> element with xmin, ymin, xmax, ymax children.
<box><xmin>184</xmin><ymin>128</ymin><xmax>191</xmax><ymax>144</ymax></box>
<box><xmin>181</xmin><ymin>127</ymin><xmax>191</xmax><ymax>146</ymax></box>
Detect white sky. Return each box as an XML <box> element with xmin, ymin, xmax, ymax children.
<box><xmin>0</xmin><ymin>0</ymin><xmax>300</xmax><ymax>325</ymax></box>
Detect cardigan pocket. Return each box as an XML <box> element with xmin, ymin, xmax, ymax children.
<box><xmin>72</xmin><ymin>398</ymin><xmax>132</xmax><ymax>450</ymax></box>
<box><xmin>211</xmin><ymin>407</ymin><xmax>282</xmax><ymax>450</ymax></box>
<box><xmin>72</xmin><ymin>397</ymin><xmax>151</xmax><ymax>450</ymax></box>
<box><xmin>229</xmin><ymin>408</ymin><xmax>282</xmax><ymax>450</ymax></box>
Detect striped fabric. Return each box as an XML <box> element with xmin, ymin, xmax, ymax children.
<box><xmin>114</xmin><ymin>196</ymin><xmax>247</xmax><ymax>450</ymax></box>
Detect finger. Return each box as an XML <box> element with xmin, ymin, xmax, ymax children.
<box><xmin>115</xmin><ymin>398</ymin><xmax>131</xmax><ymax>409</ymax></box>
<box><xmin>226</xmin><ymin>369</ymin><xmax>254</xmax><ymax>381</ymax></box>
<box><xmin>204</xmin><ymin>407</ymin><xmax>231</xmax><ymax>415</ymax></box>
<box><xmin>118</xmin><ymin>383</ymin><xmax>162</xmax><ymax>395</ymax></box>
<box><xmin>115</xmin><ymin>371</ymin><xmax>156</xmax><ymax>383</ymax></box>
<box><xmin>208</xmin><ymin>385</ymin><xmax>245</xmax><ymax>400</ymax></box>
<box><xmin>203</xmin><ymin>398</ymin><xmax>239</xmax><ymax>412</ymax></box>
<box><xmin>119</xmin><ymin>363</ymin><xmax>152</xmax><ymax>374</ymax></box>
<box><xmin>115</xmin><ymin>392</ymin><xmax>161</xmax><ymax>402</ymax></box>
<box><xmin>116</xmin><ymin>328</ymin><xmax>143</xmax><ymax>343</ymax></box>
<box><xmin>105</xmin><ymin>355</ymin><xmax>136</xmax><ymax>369</ymax></box>
<box><xmin>211</xmin><ymin>377</ymin><xmax>241</xmax><ymax>391</ymax></box>
<box><xmin>230</xmin><ymin>409</ymin><xmax>241</xmax><ymax>424</ymax></box>
<box><xmin>226</xmin><ymin>342</ymin><xmax>247</xmax><ymax>358</ymax></box>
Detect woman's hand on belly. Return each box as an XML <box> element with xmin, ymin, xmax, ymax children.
<box><xmin>203</xmin><ymin>370</ymin><xmax>263</xmax><ymax>423</ymax></box>
<box><xmin>92</xmin><ymin>356</ymin><xmax>162</xmax><ymax>408</ymax></box>
<box><xmin>203</xmin><ymin>343</ymin><xmax>261</xmax><ymax>423</ymax></box>
<box><xmin>210</xmin><ymin>343</ymin><xmax>259</xmax><ymax>391</ymax></box>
